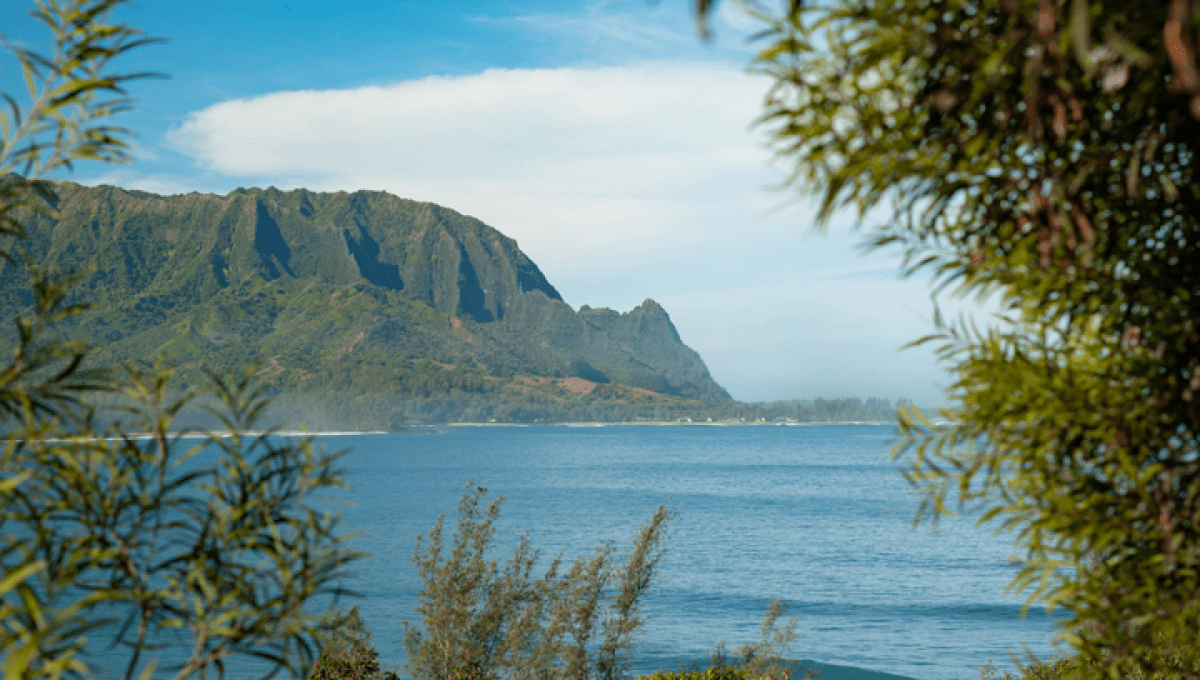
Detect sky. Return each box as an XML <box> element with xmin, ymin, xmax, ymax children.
<box><xmin>0</xmin><ymin>0</ymin><xmax>979</xmax><ymax>406</ymax></box>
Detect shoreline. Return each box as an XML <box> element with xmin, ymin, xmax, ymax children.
<box><xmin>439</xmin><ymin>420</ymin><xmax>898</xmax><ymax>427</ymax></box>
<box><xmin>26</xmin><ymin>421</ymin><xmax>904</xmax><ymax>443</ymax></box>
<box><xmin>285</xmin><ymin>420</ymin><xmax>904</xmax><ymax>434</ymax></box>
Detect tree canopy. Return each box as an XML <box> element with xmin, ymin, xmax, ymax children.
<box><xmin>731</xmin><ymin>0</ymin><xmax>1199</xmax><ymax>675</ymax></box>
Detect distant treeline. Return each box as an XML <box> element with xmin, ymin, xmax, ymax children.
<box><xmin>73</xmin><ymin>388</ymin><xmax>917</xmax><ymax>432</ymax></box>
<box><xmin>258</xmin><ymin>393</ymin><xmax>916</xmax><ymax>430</ymax></box>
<box><xmin>724</xmin><ymin>396</ymin><xmax>913</xmax><ymax>423</ymax></box>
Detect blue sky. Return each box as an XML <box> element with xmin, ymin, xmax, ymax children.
<box><xmin>0</xmin><ymin>0</ymin><xmax>971</xmax><ymax>405</ymax></box>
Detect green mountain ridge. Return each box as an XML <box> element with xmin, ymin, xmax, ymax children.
<box><xmin>0</xmin><ymin>182</ymin><xmax>734</xmax><ymax>427</ymax></box>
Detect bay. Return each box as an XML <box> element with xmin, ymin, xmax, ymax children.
<box><xmin>329</xmin><ymin>423</ymin><xmax>1063</xmax><ymax>680</ymax></box>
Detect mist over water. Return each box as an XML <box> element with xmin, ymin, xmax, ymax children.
<box><xmin>332</xmin><ymin>424</ymin><xmax>1062</xmax><ymax>680</ymax></box>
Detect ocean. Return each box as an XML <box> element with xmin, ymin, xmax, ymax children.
<box><xmin>327</xmin><ymin>423</ymin><xmax>1063</xmax><ymax>680</ymax></box>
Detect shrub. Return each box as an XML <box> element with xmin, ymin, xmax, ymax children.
<box><xmin>649</xmin><ymin>600</ymin><xmax>808</xmax><ymax>680</ymax></box>
<box><xmin>723</xmin><ymin>600</ymin><xmax>801</xmax><ymax>680</ymax></box>
<box><xmin>310</xmin><ymin>608</ymin><xmax>395</xmax><ymax>680</ymax></box>
<box><xmin>979</xmin><ymin>636</ymin><xmax>1200</xmax><ymax>680</ymax></box>
<box><xmin>403</xmin><ymin>483</ymin><xmax>673</xmax><ymax>680</ymax></box>
<box><xmin>637</xmin><ymin>668</ymin><xmax>756</xmax><ymax>680</ymax></box>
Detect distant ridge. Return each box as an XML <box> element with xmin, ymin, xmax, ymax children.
<box><xmin>0</xmin><ymin>182</ymin><xmax>731</xmax><ymax>428</ymax></box>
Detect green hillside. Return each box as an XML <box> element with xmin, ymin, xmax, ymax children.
<box><xmin>0</xmin><ymin>182</ymin><xmax>733</xmax><ymax>428</ymax></box>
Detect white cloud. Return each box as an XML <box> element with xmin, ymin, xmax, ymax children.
<box><xmin>163</xmin><ymin>63</ymin><xmax>963</xmax><ymax>402</ymax></box>
<box><xmin>165</xmin><ymin>63</ymin><xmax>791</xmax><ymax>281</ymax></box>
<box><xmin>168</xmin><ymin>64</ymin><xmax>764</xmax><ymax>181</ymax></box>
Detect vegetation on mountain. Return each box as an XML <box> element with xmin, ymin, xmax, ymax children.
<box><xmin>0</xmin><ymin>182</ymin><xmax>740</xmax><ymax>425</ymax></box>
<box><xmin>0</xmin><ymin>180</ymin><xmax>915</xmax><ymax>427</ymax></box>
<box><xmin>0</xmin><ymin>2</ymin><xmax>357</xmax><ymax>678</ymax></box>
<box><xmin>722</xmin><ymin>0</ymin><xmax>1200</xmax><ymax>675</ymax></box>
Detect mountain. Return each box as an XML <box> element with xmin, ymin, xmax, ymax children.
<box><xmin>0</xmin><ymin>182</ymin><xmax>731</xmax><ymax>427</ymax></box>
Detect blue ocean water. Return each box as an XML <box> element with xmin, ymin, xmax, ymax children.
<box><xmin>328</xmin><ymin>424</ymin><xmax>1064</xmax><ymax>680</ymax></box>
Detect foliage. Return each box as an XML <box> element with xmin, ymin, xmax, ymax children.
<box><xmin>731</xmin><ymin>0</ymin><xmax>1200</xmax><ymax>676</ymax></box>
<box><xmin>4</xmin><ymin>365</ymin><xmax>360</xmax><ymax>680</ymax></box>
<box><xmin>0</xmin><ymin>2</ymin><xmax>359</xmax><ymax>679</ymax></box>
<box><xmin>310</xmin><ymin>608</ymin><xmax>395</xmax><ymax>680</ymax></box>
<box><xmin>447</xmin><ymin>653</ymin><xmax>492</xmax><ymax>680</ymax></box>
<box><xmin>978</xmin><ymin>656</ymin><xmax>1084</xmax><ymax>680</ymax></box>
<box><xmin>726</xmin><ymin>600</ymin><xmax>800</xmax><ymax>680</ymax></box>
<box><xmin>403</xmin><ymin>483</ymin><xmax>674</xmax><ymax>680</ymax></box>
<box><xmin>0</xmin><ymin>0</ymin><xmax>155</xmax><ymax>246</ymax></box>
<box><xmin>636</xmin><ymin>667</ymin><xmax>757</xmax><ymax>680</ymax></box>
<box><xmin>981</xmin><ymin>644</ymin><xmax>1200</xmax><ymax>680</ymax></box>
<box><xmin>695</xmin><ymin>600</ymin><xmax>805</xmax><ymax>680</ymax></box>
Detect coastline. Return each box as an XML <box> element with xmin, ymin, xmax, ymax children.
<box><xmin>28</xmin><ymin>421</ymin><xmax>900</xmax><ymax>443</ymax></box>
<box><xmin>431</xmin><ymin>420</ymin><xmax>899</xmax><ymax>429</ymax></box>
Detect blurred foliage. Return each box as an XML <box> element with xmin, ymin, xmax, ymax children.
<box><xmin>3</xmin><ymin>365</ymin><xmax>361</xmax><ymax>680</ymax></box>
<box><xmin>0</xmin><ymin>2</ymin><xmax>359</xmax><ymax>678</ymax></box>
<box><xmin>730</xmin><ymin>0</ymin><xmax>1200</xmax><ymax>676</ymax></box>
<box><xmin>981</xmin><ymin>636</ymin><xmax>1200</xmax><ymax>679</ymax></box>
<box><xmin>403</xmin><ymin>484</ymin><xmax>673</xmax><ymax>680</ymax></box>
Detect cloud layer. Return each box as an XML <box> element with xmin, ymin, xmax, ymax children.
<box><xmin>167</xmin><ymin>63</ymin><xmax>771</xmax><ymax>269</ymax></box>
<box><xmin>162</xmin><ymin>63</ymin><xmax>952</xmax><ymax>403</ymax></box>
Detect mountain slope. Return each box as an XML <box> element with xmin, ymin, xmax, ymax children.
<box><xmin>0</xmin><ymin>183</ymin><xmax>730</xmax><ymax>425</ymax></box>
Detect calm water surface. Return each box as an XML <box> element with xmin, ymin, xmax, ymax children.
<box><xmin>329</xmin><ymin>424</ymin><xmax>1062</xmax><ymax>680</ymax></box>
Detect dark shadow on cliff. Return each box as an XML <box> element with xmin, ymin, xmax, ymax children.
<box><xmin>254</xmin><ymin>201</ymin><xmax>294</xmax><ymax>279</ymax></box>
<box><xmin>457</xmin><ymin>245</ymin><xmax>494</xmax><ymax>322</ymax></box>
<box><xmin>343</xmin><ymin>227</ymin><xmax>404</xmax><ymax>291</ymax></box>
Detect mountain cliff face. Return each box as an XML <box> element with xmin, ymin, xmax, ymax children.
<box><xmin>0</xmin><ymin>183</ymin><xmax>730</xmax><ymax>422</ymax></box>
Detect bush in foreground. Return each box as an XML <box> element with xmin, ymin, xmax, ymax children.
<box><xmin>403</xmin><ymin>483</ymin><xmax>672</xmax><ymax>680</ymax></box>
<box><xmin>982</xmin><ymin>639</ymin><xmax>1200</xmax><ymax>680</ymax></box>
<box><xmin>638</xmin><ymin>668</ymin><xmax>763</xmax><ymax>680</ymax></box>
<box><xmin>310</xmin><ymin>608</ymin><xmax>397</xmax><ymax>680</ymax></box>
